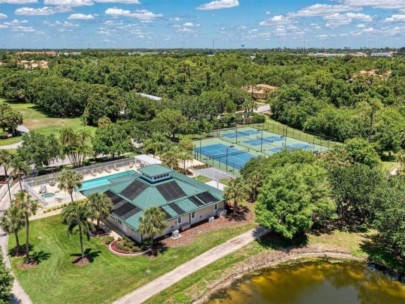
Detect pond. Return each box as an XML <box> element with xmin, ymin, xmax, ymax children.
<box><xmin>208</xmin><ymin>261</ymin><xmax>405</xmax><ymax>304</ymax></box>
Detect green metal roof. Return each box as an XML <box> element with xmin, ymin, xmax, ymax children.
<box><xmin>138</xmin><ymin>164</ymin><xmax>173</xmax><ymax>177</ymax></box>
<box><xmin>177</xmin><ymin>198</ymin><xmax>198</xmax><ymax>213</ymax></box>
<box><xmin>81</xmin><ymin>164</ymin><xmax>224</xmax><ymax>229</ymax></box>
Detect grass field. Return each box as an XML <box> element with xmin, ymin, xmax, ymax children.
<box><xmin>8</xmin><ymin>103</ymin><xmax>96</xmax><ymax>136</ymax></box>
<box><xmin>145</xmin><ymin>231</ymin><xmax>371</xmax><ymax>304</ymax></box>
<box><xmin>9</xmin><ymin>215</ymin><xmax>256</xmax><ymax>304</ymax></box>
<box><xmin>0</xmin><ymin>100</ymin><xmax>96</xmax><ymax>146</ymax></box>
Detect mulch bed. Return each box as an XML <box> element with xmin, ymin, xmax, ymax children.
<box><xmin>90</xmin><ymin>228</ymin><xmax>108</xmax><ymax>237</ymax></box>
<box><xmin>162</xmin><ymin>208</ymin><xmax>254</xmax><ymax>248</ymax></box>
<box><xmin>72</xmin><ymin>256</ymin><xmax>90</xmax><ymax>266</ymax></box>
<box><xmin>19</xmin><ymin>260</ymin><xmax>38</xmax><ymax>270</ymax></box>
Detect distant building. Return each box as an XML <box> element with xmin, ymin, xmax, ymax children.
<box><xmin>17</xmin><ymin>60</ymin><xmax>49</xmax><ymax>69</ymax></box>
<box><xmin>371</xmin><ymin>52</ymin><xmax>393</xmax><ymax>58</ymax></box>
<box><xmin>80</xmin><ymin>164</ymin><xmax>225</xmax><ymax>242</ymax></box>
<box><xmin>244</xmin><ymin>84</ymin><xmax>278</xmax><ymax>100</ymax></box>
<box><xmin>16</xmin><ymin>51</ymin><xmax>57</xmax><ymax>57</ymax></box>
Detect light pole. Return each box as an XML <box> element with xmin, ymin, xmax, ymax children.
<box><xmin>225</xmin><ymin>145</ymin><xmax>234</xmax><ymax>172</ymax></box>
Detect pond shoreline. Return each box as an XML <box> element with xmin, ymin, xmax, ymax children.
<box><xmin>194</xmin><ymin>245</ymin><xmax>367</xmax><ymax>304</ymax></box>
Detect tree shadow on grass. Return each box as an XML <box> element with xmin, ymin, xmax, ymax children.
<box><xmin>360</xmin><ymin>234</ymin><xmax>405</xmax><ymax>274</ymax></box>
<box><xmin>256</xmin><ymin>232</ymin><xmax>308</xmax><ymax>251</ymax></box>
<box><xmin>70</xmin><ymin>248</ymin><xmax>101</xmax><ymax>263</ymax></box>
<box><xmin>31</xmin><ymin>250</ymin><xmax>51</xmax><ymax>264</ymax></box>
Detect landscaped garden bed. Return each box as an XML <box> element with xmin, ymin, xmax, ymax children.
<box><xmin>107</xmin><ymin>236</ymin><xmax>150</xmax><ymax>256</ymax></box>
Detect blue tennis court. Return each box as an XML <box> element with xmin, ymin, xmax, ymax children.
<box><xmin>243</xmin><ymin>136</ymin><xmax>284</xmax><ymax>146</ymax></box>
<box><xmin>268</xmin><ymin>147</ymin><xmax>284</xmax><ymax>153</ymax></box>
<box><xmin>194</xmin><ymin>143</ymin><xmax>255</xmax><ymax>170</ymax></box>
<box><xmin>287</xmin><ymin>143</ymin><xmax>315</xmax><ymax>151</ymax></box>
<box><xmin>221</xmin><ymin>129</ymin><xmax>260</xmax><ymax>139</ymax></box>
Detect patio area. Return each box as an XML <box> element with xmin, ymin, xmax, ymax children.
<box><xmin>24</xmin><ymin>156</ymin><xmax>161</xmax><ymax>210</ymax></box>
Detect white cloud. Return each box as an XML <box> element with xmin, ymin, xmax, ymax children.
<box><xmin>292</xmin><ymin>4</ymin><xmax>360</xmax><ymax>17</ymax></box>
<box><xmin>4</xmin><ymin>19</ymin><xmax>28</xmax><ymax>25</ymax></box>
<box><xmin>197</xmin><ymin>0</ymin><xmax>239</xmax><ymax>11</ymax></box>
<box><xmin>357</xmin><ymin>24</ymin><xmax>366</xmax><ymax>28</ymax></box>
<box><xmin>94</xmin><ymin>0</ymin><xmax>139</xmax><ymax>3</ymax></box>
<box><xmin>183</xmin><ymin>22</ymin><xmax>199</xmax><ymax>27</ymax></box>
<box><xmin>384</xmin><ymin>14</ymin><xmax>405</xmax><ymax>23</ymax></box>
<box><xmin>15</xmin><ymin>6</ymin><xmax>71</xmax><ymax>16</ymax></box>
<box><xmin>260</xmin><ymin>15</ymin><xmax>294</xmax><ymax>26</ymax></box>
<box><xmin>324</xmin><ymin>13</ymin><xmax>372</xmax><ymax>28</ymax></box>
<box><xmin>0</xmin><ymin>13</ymin><xmax>7</xmax><ymax>19</ymax></box>
<box><xmin>68</xmin><ymin>13</ymin><xmax>95</xmax><ymax>20</ymax></box>
<box><xmin>12</xmin><ymin>25</ymin><xmax>35</xmax><ymax>32</ymax></box>
<box><xmin>105</xmin><ymin>8</ymin><xmax>162</xmax><ymax>21</ymax></box>
<box><xmin>342</xmin><ymin>0</ymin><xmax>405</xmax><ymax>10</ymax></box>
<box><xmin>0</xmin><ymin>25</ymin><xmax>8</xmax><ymax>29</ymax></box>
<box><xmin>44</xmin><ymin>0</ymin><xmax>93</xmax><ymax>6</ymax></box>
<box><xmin>0</xmin><ymin>0</ymin><xmax>37</xmax><ymax>3</ymax></box>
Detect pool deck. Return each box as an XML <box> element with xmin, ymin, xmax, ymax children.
<box><xmin>32</xmin><ymin>166</ymin><xmax>139</xmax><ymax>209</ymax></box>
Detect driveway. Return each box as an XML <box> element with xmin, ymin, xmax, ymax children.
<box><xmin>114</xmin><ymin>226</ymin><xmax>268</xmax><ymax>304</ymax></box>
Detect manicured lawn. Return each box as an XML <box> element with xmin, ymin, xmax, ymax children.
<box><xmin>0</xmin><ymin>135</ymin><xmax>22</xmax><ymax>146</ymax></box>
<box><xmin>9</xmin><ymin>215</ymin><xmax>255</xmax><ymax>304</ymax></box>
<box><xmin>194</xmin><ymin>175</ymin><xmax>211</xmax><ymax>183</ymax></box>
<box><xmin>6</xmin><ymin>102</ymin><xmax>96</xmax><ymax>137</ymax></box>
<box><xmin>382</xmin><ymin>161</ymin><xmax>397</xmax><ymax>172</ymax></box>
<box><xmin>145</xmin><ymin>230</ymin><xmax>372</xmax><ymax>304</ymax></box>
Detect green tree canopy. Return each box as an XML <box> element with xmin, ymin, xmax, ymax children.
<box><xmin>17</xmin><ymin>132</ymin><xmax>61</xmax><ymax>169</ymax></box>
<box><xmin>92</xmin><ymin>123</ymin><xmax>133</xmax><ymax>158</ymax></box>
<box><xmin>255</xmin><ymin>163</ymin><xmax>335</xmax><ymax>239</ymax></box>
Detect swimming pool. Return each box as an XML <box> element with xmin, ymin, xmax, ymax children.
<box><xmin>78</xmin><ymin>171</ymin><xmax>137</xmax><ymax>192</ymax></box>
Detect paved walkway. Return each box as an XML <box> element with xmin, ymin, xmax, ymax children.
<box><xmin>0</xmin><ymin>183</ymin><xmax>32</xmax><ymax>304</ymax></box>
<box><xmin>114</xmin><ymin>227</ymin><xmax>268</xmax><ymax>304</ymax></box>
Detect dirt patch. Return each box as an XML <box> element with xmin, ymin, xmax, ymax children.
<box><xmin>19</xmin><ymin>260</ymin><xmax>38</xmax><ymax>270</ymax></box>
<box><xmin>162</xmin><ymin>210</ymin><xmax>254</xmax><ymax>248</ymax></box>
<box><xmin>72</xmin><ymin>256</ymin><xmax>90</xmax><ymax>266</ymax></box>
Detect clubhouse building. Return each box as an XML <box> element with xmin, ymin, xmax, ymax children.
<box><xmin>81</xmin><ymin>164</ymin><xmax>225</xmax><ymax>242</ymax></box>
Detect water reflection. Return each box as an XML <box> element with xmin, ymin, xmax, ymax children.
<box><xmin>208</xmin><ymin>261</ymin><xmax>405</xmax><ymax>304</ymax></box>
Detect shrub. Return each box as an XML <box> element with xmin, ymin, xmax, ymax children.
<box><xmin>250</xmin><ymin>113</ymin><xmax>266</xmax><ymax>123</ymax></box>
<box><xmin>103</xmin><ymin>236</ymin><xmax>114</xmax><ymax>245</ymax></box>
<box><xmin>114</xmin><ymin>236</ymin><xmax>142</xmax><ymax>253</ymax></box>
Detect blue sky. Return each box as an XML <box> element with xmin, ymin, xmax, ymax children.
<box><xmin>0</xmin><ymin>0</ymin><xmax>404</xmax><ymax>48</ymax></box>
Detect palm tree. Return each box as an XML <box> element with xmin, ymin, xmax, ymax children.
<box><xmin>87</xmin><ymin>193</ymin><xmax>113</xmax><ymax>228</ymax></box>
<box><xmin>143</xmin><ymin>133</ymin><xmax>171</xmax><ymax>156</ymax></box>
<box><xmin>224</xmin><ymin>177</ymin><xmax>249</xmax><ymax>212</ymax></box>
<box><xmin>60</xmin><ymin>128</ymin><xmax>92</xmax><ymax>167</ymax></box>
<box><xmin>179</xmin><ymin>137</ymin><xmax>194</xmax><ymax>173</ymax></box>
<box><xmin>161</xmin><ymin>146</ymin><xmax>180</xmax><ymax>169</ymax></box>
<box><xmin>11</xmin><ymin>157</ymin><xmax>30</xmax><ymax>191</ymax></box>
<box><xmin>137</xmin><ymin>207</ymin><xmax>166</xmax><ymax>254</ymax></box>
<box><xmin>0</xmin><ymin>202</ymin><xmax>25</xmax><ymax>255</ymax></box>
<box><xmin>61</xmin><ymin>201</ymin><xmax>93</xmax><ymax>261</ymax></box>
<box><xmin>242</xmin><ymin>97</ymin><xmax>257</xmax><ymax>124</ymax></box>
<box><xmin>247</xmin><ymin>173</ymin><xmax>262</xmax><ymax>201</ymax></box>
<box><xmin>57</xmin><ymin>169</ymin><xmax>83</xmax><ymax>203</ymax></box>
<box><xmin>0</xmin><ymin>150</ymin><xmax>13</xmax><ymax>201</ymax></box>
<box><xmin>15</xmin><ymin>191</ymin><xmax>38</xmax><ymax>262</ymax></box>
<box><xmin>178</xmin><ymin>147</ymin><xmax>193</xmax><ymax>173</ymax></box>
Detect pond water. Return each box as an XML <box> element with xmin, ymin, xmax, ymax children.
<box><xmin>208</xmin><ymin>261</ymin><xmax>405</xmax><ymax>304</ymax></box>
